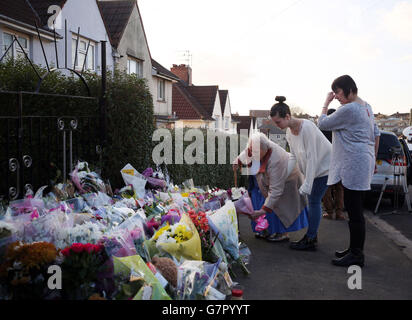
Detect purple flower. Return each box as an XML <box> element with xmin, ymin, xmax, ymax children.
<box><xmin>142</xmin><ymin>167</ymin><xmax>154</xmax><ymax>178</ymax></box>
<box><xmin>161</xmin><ymin>213</ymin><xmax>181</xmax><ymax>225</ymax></box>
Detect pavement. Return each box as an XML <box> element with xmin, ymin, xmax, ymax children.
<box><xmin>233</xmin><ymin>208</ymin><xmax>412</xmax><ymax>300</ymax></box>
<box><xmin>369</xmin><ymin>186</ymin><xmax>412</xmax><ymax>242</ymax></box>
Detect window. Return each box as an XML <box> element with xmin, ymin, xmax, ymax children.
<box><xmin>158</xmin><ymin>79</ymin><xmax>165</xmax><ymax>101</ymax></box>
<box><xmin>72</xmin><ymin>37</ymin><xmax>95</xmax><ymax>71</ymax></box>
<box><xmin>127</xmin><ymin>58</ymin><xmax>143</xmax><ymax>77</ymax></box>
<box><xmin>2</xmin><ymin>32</ymin><xmax>29</xmax><ymax>59</ymax></box>
<box><xmin>215</xmin><ymin>116</ymin><xmax>220</xmax><ymax>130</ymax></box>
<box><xmin>225</xmin><ymin>117</ymin><xmax>229</xmax><ymax>130</ymax></box>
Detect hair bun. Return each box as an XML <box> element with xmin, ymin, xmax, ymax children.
<box><xmin>275</xmin><ymin>96</ymin><xmax>286</xmax><ymax>103</ymax></box>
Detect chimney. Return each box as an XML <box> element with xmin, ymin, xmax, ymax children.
<box><xmin>171</xmin><ymin>64</ymin><xmax>192</xmax><ymax>85</ymax></box>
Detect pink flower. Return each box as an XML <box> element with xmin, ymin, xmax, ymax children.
<box><xmin>130</xmin><ymin>229</ymin><xmax>141</xmax><ymax>240</ymax></box>
<box><xmin>30</xmin><ymin>208</ymin><xmax>39</xmax><ymax>220</ymax></box>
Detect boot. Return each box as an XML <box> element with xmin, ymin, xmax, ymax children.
<box><xmin>332</xmin><ymin>248</ymin><xmax>364</xmax><ymax>267</ymax></box>
<box><xmin>290</xmin><ymin>234</ymin><xmax>317</xmax><ymax>251</ymax></box>
<box><xmin>335</xmin><ymin>248</ymin><xmax>350</xmax><ymax>258</ymax></box>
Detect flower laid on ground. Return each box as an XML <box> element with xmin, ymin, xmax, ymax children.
<box><xmin>0</xmin><ymin>241</ymin><xmax>59</xmax><ymax>299</ymax></box>
<box><xmin>188</xmin><ymin>210</ymin><xmax>209</xmax><ymax>234</ymax></box>
<box><xmin>61</xmin><ymin>243</ymin><xmax>104</xmax><ymax>256</ymax></box>
<box><xmin>152</xmin><ymin>222</ymin><xmax>193</xmax><ymax>245</ymax></box>
<box><xmin>60</xmin><ymin>242</ymin><xmax>109</xmax><ymax>300</ymax></box>
<box><xmin>54</xmin><ymin>221</ymin><xmax>105</xmax><ymax>249</ymax></box>
<box><xmin>187</xmin><ymin>209</ymin><xmax>217</xmax><ymax>263</ymax></box>
<box><xmin>0</xmin><ymin>241</ymin><xmax>58</xmax><ymax>275</ymax></box>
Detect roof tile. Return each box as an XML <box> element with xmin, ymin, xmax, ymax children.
<box><xmin>97</xmin><ymin>0</ymin><xmax>135</xmax><ymax>48</ymax></box>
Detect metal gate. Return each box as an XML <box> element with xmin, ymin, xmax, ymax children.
<box><xmin>0</xmin><ymin>21</ymin><xmax>107</xmax><ymax>201</ymax></box>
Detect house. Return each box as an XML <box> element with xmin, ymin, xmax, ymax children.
<box><xmin>390</xmin><ymin>112</ymin><xmax>410</xmax><ymax>122</ymax></box>
<box><xmin>218</xmin><ymin>90</ymin><xmax>238</xmax><ymax>134</ymax></box>
<box><xmin>249</xmin><ymin>109</ymin><xmax>287</xmax><ymax>148</ymax></box>
<box><xmin>98</xmin><ymin>0</ymin><xmax>150</xmax><ymax>77</ymax></box>
<box><xmin>98</xmin><ymin>0</ymin><xmax>178</xmax><ymax>127</ymax></box>
<box><xmin>0</xmin><ymin>0</ymin><xmax>64</xmax><ymax>66</ymax></box>
<box><xmin>56</xmin><ymin>0</ymin><xmax>114</xmax><ymax>74</ymax></box>
<box><xmin>151</xmin><ymin>59</ymin><xmax>180</xmax><ymax>128</ymax></box>
<box><xmin>258</xmin><ymin>118</ymin><xmax>287</xmax><ymax>149</ymax></box>
<box><xmin>232</xmin><ymin>114</ymin><xmax>252</xmax><ymax>135</ymax></box>
<box><xmin>0</xmin><ymin>0</ymin><xmax>114</xmax><ymax>74</ymax></box>
<box><xmin>170</xmin><ymin>64</ymin><xmax>238</xmax><ymax>134</ymax></box>
<box><xmin>376</xmin><ymin>117</ymin><xmax>409</xmax><ymax>136</ymax></box>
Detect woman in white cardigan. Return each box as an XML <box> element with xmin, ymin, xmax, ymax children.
<box><xmin>270</xmin><ymin>96</ymin><xmax>332</xmax><ymax>251</ymax></box>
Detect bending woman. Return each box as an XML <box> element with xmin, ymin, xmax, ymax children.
<box><xmin>233</xmin><ymin>133</ymin><xmax>308</xmax><ymax>242</ymax></box>
<box><xmin>318</xmin><ymin>75</ymin><xmax>380</xmax><ymax>267</ymax></box>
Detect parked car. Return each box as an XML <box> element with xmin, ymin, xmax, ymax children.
<box><xmin>369</xmin><ymin>131</ymin><xmax>412</xmax><ymax>207</ymax></box>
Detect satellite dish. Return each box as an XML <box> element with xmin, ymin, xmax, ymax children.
<box><xmin>402</xmin><ymin>126</ymin><xmax>412</xmax><ymax>142</ymax></box>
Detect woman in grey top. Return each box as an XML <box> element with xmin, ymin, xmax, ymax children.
<box><xmin>318</xmin><ymin>75</ymin><xmax>380</xmax><ymax>268</ymax></box>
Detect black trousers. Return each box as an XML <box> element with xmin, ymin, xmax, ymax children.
<box><xmin>343</xmin><ymin>187</ymin><xmax>365</xmax><ymax>251</ymax></box>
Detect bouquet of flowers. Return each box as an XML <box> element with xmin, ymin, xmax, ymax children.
<box><xmin>176</xmin><ymin>259</ymin><xmax>223</xmax><ymax>300</ymax></box>
<box><xmin>112</xmin><ymin>255</ymin><xmax>171</xmax><ymax>300</ymax></box>
<box><xmin>70</xmin><ymin>161</ymin><xmax>106</xmax><ymax>194</ymax></box>
<box><xmin>153</xmin><ymin>222</ymin><xmax>192</xmax><ymax>245</ymax></box>
<box><xmin>207</xmin><ymin>201</ymin><xmax>250</xmax><ymax>275</ymax></box>
<box><xmin>60</xmin><ymin>242</ymin><xmax>109</xmax><ymax>300</ymax></box>
<box><xmin>54</xmin><ymin>220</ymin><xmax>104</xmax><ymax>249</ymax></box>
<box><xmin>0</xmin><ymin>241</ymin><xmax>59</xmax><ymax>300</ymax></box>
<box><xmin>187</xmin><ymin>209</ymin><xmax>215</xmax><ymax>261</ymax></box>
<box><xmin>142</xmin><ymin>167</ymin><xmax>167</xmax><ymax>190</ymax></box>
<box><xmin>151</xmin><ymin>214</ymin><xmax>202</xmax><ymax>261</ymax></box>
<box><xmin>234</xmin><ymin>194</ymin><xmax>268</xmax><ymax>232</ymax></box>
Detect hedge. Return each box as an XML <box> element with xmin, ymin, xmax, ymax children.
<box><xmin>154</xmin><ymin>128</ymin><xmax>249</xmax><ymax>190</ymax></box>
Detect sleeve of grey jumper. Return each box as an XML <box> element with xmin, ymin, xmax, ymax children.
<box><xmin>318</xmin><ymin>105</ymin><xmax>353</xmax><ymax>131</ymax></box>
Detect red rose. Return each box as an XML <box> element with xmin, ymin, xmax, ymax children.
<box><xmin>93</xmin><ymin>244</ymin><xmax>104</xmax><ymax>253</ymax></box>
<box><xmin>71</xmin><ymin>243</ymin><xmax>85</xmax><ymax>253</ymax></box>
<box><xmin>84</xmin><ymin>243</ymin><xmax>94</xmax><ymax>253</ymax></box>
<box><xmin>61</xmin><ymin>248</ymin><xmax>70</xmax><ymax>257</ymax></box>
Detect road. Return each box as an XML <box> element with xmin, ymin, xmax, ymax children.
<box><xmin>234</xmin><ymin>210</ymin><xmax>412</xmax><ymax>300</ymax></box>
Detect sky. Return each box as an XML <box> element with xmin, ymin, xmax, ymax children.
<box><xmin>138</xmin><ymin>0</ymin><xmax>412</xmax><ymax>116</ymax></box>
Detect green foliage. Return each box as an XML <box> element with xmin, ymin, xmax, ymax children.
<box><xmin>101</xmin><ymin>70</ymin><xmax>155</xmax><ymax>188</ymax></box>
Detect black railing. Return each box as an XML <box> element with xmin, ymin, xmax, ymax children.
<box><xmin>0</xmin><ymin>91</ymin><xmax>103</xmax><ymax>201</ymax></box>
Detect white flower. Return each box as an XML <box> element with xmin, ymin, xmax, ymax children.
<box><xmin>0</xmin><ymin>221</ymin><xmax>16</xmax><ymax>234</ymax></box>
<box><xmin>13</xmin><ymin>261</ymin><xmax>22</xmax><ymax>270</ymax></box>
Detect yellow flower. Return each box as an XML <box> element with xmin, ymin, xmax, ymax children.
<box><xmin>153</xmin><ymin>223</ymin><xmax>170</xmax><ymax>241</ymax></box>
<box><xmin>173</xmin><ymin>225</ymin><xmax>193</xmax><ymax>243</ymax></box>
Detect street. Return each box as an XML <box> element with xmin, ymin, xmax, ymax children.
<box><xmin>234</xmin><ymin>207</ymin><xmax>412</xmax><ymax>300</ymax></box>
